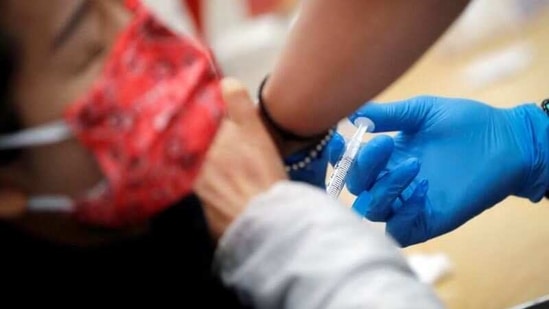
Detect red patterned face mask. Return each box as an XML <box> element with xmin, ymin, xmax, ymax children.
<box><xmin>0</xmin><ymin>4</ymin><xmax>224</xmax><ymax>227</ymax></box>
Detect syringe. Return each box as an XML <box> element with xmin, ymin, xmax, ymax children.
<box><xmin>326</xmin><ymin>117</ymin><xmax>375</xmax><ymax>199</ymax></box>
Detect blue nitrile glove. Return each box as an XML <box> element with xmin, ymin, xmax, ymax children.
<box><xmin>350</xmin><ymin>96</ymin><xmax>549</xmax><ymax>246</ymax></box>
<box><xmin>287</xmin><ymin>133</ymin><xmax>427</xmax><ymax>230</ymax></box>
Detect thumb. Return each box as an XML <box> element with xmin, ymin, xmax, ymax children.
<box><xmin>220</xmin><ymin>78</ymin><xmax>257</xmax><ymax>126</ymax></box>
<box><xmin>350</xmin><ymin>97</ymin><xmax>433</xmax><ymax>133</ymax></box>
<box><xmin>346</xmin><ymin>135</ymin><xmax>394</xmax><ymax>195</ymax></box>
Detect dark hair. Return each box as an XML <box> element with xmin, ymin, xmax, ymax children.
<box><xmin>0</xmin><ymin>30</ymin><xmax>21</xmax><ymax>164</ymax></box>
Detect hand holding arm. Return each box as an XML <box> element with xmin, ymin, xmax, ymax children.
<box><xmin>194</xmin><ymin>78</ymin><xmax>288</xmax><ymax>240</ymax></box>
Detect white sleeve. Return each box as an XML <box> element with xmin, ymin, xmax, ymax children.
<box><xmin>214</xmin><ymin>181</ymin><xmax>444</xmax><ymax>309</ymax></box>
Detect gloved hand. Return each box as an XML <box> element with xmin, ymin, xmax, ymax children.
<box><xmin>350</xmin><ymin>96</ymin><xmax>549</xmax><ymax>246</ymax></box>
<box><xmin>287</xmin><ymin>132</ymin><xmax>427</xmax><ymax>227</ymax></box>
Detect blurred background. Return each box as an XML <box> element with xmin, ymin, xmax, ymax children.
<box><xmin>150</xmin><ymin>0</ymin><xmax>549</xmax><ymax>308</ymax></box>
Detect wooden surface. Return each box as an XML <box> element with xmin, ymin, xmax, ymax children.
<box><xmin>339</xmin><ymin>7</ymin><xmax>549</xmax><ymax>309</ymax></box>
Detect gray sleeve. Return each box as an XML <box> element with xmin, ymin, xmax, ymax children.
<box><xmin>214</xmin><ymin>181</ymin><xmax>444</xmax><ymax>309</ymax></box>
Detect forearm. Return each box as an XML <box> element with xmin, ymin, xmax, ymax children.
<box><xmin>215</xmin><ymin>181</ymin><xmax>443</xmax><ymax>309</ymax></box>
<box><xmin>264</xmin><ymin>0</ymin><xmax>470</xmax><ymax>136</ymax></box>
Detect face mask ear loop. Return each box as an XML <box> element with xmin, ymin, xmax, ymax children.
<box><xmin>27</xmin><ymin>196</ymin><xmax>75</xmax><ymax>213</ymax></box>
<box><xmin>0</xmin><ymin>121</ymin><xmax>72</xmax><ymax>150</ymax></box>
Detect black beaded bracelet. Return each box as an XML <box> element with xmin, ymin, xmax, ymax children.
<box><xmin>258</xmin><ymin>76</ymin><xmax>330</xmax><ymax>142</ymax></box>
<box><xmin>284</xmin><ymin>127</ymin><xmax>337</xmax><ymax>172</ymax></box>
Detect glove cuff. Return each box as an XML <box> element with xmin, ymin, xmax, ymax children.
<box><xmin>539</xmin><ymin>99</ymin><xmax>549</xmax><ymax>199</ymax></box>
<box><xmin>514</xmin><ymin>104</ymin><xmax>549</xmax><ymax>202</ymax></box>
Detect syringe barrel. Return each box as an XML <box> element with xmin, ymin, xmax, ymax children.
<box><xmin>326</xmin><ymin>156</ymin><xmax>354</xmax><ymax>198</ymax></box>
